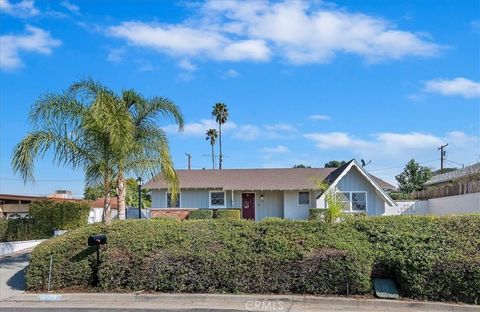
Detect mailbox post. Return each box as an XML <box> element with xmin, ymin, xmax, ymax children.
<box><xmin>88</xmin><ymin>234</ymin><xmax>107</xmax><ymax>286</ymax></box>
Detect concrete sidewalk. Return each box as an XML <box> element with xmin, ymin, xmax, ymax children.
<box><xmin>0</xmin><ymin>248</ymin><xmax>32</xmax><ymax>300</ymax></box>
<box><xmin>1</xmin><ymin>293</ymin><xmax>478</xmax><ymax>311</ymax></box>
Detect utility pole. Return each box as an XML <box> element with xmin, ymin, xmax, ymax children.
<box><xmin>185</xmin><ymin>153</ymin><xmax>191</xmax><ymax>170</ymax></box>
<box><xmin>438</xmin><ymin>143</ymin><xmax>448</xmax><ymax>173</ymax></box>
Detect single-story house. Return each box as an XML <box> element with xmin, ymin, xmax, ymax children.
<box><xmin>145</xmin><ymin>160</ymin><xmax>397</xmax><ymax>220</ymax></box>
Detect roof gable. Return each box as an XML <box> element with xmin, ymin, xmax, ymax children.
<box><xmin>318</xmin><ymin>160</ymin><xmax>397</xmax><ymax>207</ymax></box>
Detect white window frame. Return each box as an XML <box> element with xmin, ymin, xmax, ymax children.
<box><xmin>209</xmin><ymin>190</ymin><xmax>226</xmax><ymax>208</ymax></box>
<box><xmin>165</xmin><ymin>191</ymin><xmax>181</xmax><ymax>208</ymax></box>
<box><xmin>297</xmin><ymin>191</ymin><xmax>311</xmax><ymax>206</ymax></box>
<box><xmin>334</xmin><ymin>191</ymin><xmax>368</xmax><ymax>213</ymax></box>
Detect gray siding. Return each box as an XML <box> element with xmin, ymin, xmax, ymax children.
<box><xmin>151</xmin><ymin>189</ymin><xmax>284</xmax><ymax>220</ymax></box>
<box><xmin>335</xmin><ymin>166</ymin><xmax>386</xmax><ymax>215</ymax></box>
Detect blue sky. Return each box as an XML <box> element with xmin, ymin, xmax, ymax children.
<box><xmin>0</xmin><ymin>0</ymin><xmax>479</xmax><ymax>197</ymax></box>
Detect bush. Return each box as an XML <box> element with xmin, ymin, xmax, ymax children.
<box><xmin>29</xmin><ymin>200</ymin><xmax>90</xmax><ymax>235</ymax></box>
<box><xmin>187</xmin><ymin>209</ymin><xmax>213</xmax><ymax>220</ymax></box>
<box><xmin>260</xmin><ymin>217</ymin><xmax>284</xmax><ymax>222</ymax></box>
<box><xmin>215</xmin><ymin>209</ymin><xmax>240</xmax><ymax>220</ymax></box>
<box><xmin>350</xmin><ymin>215</ymin><xmax>480</xmax><ymax>304</ymax></box>
<box><xmin>27</xmin><ymin>219</ymin><xmax>373</xmax><ymax>295</ymax></box>
<box><xmin>308</xmin><ymin>208</ymin><xmax>325</xmax><ymax>221</ymax></box>
<box><xmin>0</xmin><ymin>218</ymin><xmax>47</xmax><ymax>242</ymax></box>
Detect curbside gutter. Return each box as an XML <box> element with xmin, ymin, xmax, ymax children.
<box><xmin>0</xmin><ymin>239</ymin><xmax>45</xmax><ymax>257</ymax></box>
<box><xmin>2</xmin><ymin>293</ymin><xmax>478</xmax><ymax>311</ymax></box>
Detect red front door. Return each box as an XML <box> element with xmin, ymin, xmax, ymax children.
<box><xmin>242</xmin><ymin>193</ymin><xmax>255</xmax><ymax>220</ymax></box>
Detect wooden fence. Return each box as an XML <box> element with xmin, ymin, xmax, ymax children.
<box><xmin>413</xmin><ymin>180</ymin><xmax>480</xmax><ymax>200</ymax></box>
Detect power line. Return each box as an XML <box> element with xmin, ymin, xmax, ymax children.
<box><xmin>368</xmin><ymin>159</ymin><xmax>439</xmax><ymax>172</ymax></box>
<box><xmin>0</xmin><ymin>177</ymin><xmax>84</xmax><ymax>182</ymax></box>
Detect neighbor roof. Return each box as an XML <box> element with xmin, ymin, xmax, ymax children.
<box><xmin>145</xmin><ymin>167</ymin><xmax>395</xmax><ymax>191</ymax></box>
<box><xmin>424</xmin><ymin>162</ymin><xmax>480</xmax><ymax>186</ymax></box>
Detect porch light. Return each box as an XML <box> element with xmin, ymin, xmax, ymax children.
<box><xmin>260</xmin><ymin>194</ymin><xmax>264</xmax><ymax>201</ymax></box>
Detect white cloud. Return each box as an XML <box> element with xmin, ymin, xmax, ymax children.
<box><xmin>309</xmin><ymin>114</ymin><xmax>330</xmax><ymax>121</ymax></box>
<box><xmin>164</xmin><ymin>119</ymin><xmax>237</xmax><ymax>137</ymax></box>
<box><xmin>60</xmin><ymin>0</ymin><xmax>79</xmax><ymax>13</ymax></box>
<box><xmin>106</xmin><ymin>1</ymin><xmax>440</xmax><ymax>65</ymax></box>
<box><xmin>236</xmin><ymin>124</ymin><xmax>261</xmax><ymax>140</ymax></box>
<box><xmin>178</xmin><ymin>59</ymin><xmax>197</xmax><ymax>71</ymax></box>
<box><xmin>107</xmin><ymin>48</ymin><xmax>124</xmax><ymax>63</ymax></box>
<box><xmin>304</xmin><ymin>132</ymin><xmax>370</xmax><ymax>150</ymax></box>
<box><xmin>0</xmin><ymin>0</ymin><xmax>39</xmax><ymax>17</ymax></box>
<box><xmin>262</xmin><ymin>145</ymin><xmax>290</xmax><ymax>154</ymax></box>
<box><xmin>0</xmin><ymin>25</ymin><xmax>61</xmax><ymax>71</ymax></box>
<box><xmin>222</xmin><ymin>69</ymin><xmax>240</xmax><ymax>78</ymax></box>
<box><xmin>424</xmin><ymin>77</ymin><xmax>480</xmax><ymax>98</ymax></box>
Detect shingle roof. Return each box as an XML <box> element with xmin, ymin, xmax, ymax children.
<box><xmin>145</xmin><ymin>167</ymin><xmax>395</xmax><ymax>191</ymax></box>
<box><xmin>424</xmin><ymin>162</ymin><xmax>480</xmax><ymax>186</ymax></box>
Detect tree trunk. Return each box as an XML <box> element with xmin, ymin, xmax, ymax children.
<box><xmin>102</xmin><ymin>179</ymin><xmax>112</xmax><ymax>224</ymax></box>
<box><xmin>211</xmin><ymin>143</ymin><xmax>215</xmax><ymax>170</ymax></box>
<box><xmin>117</xmin><ymin>172</ymin><xmax>126</xmax><ymax>220</ymax></box>
<box><xmin>219</xmin><ymin>123</ymin><xmax>222</xmax><ymax>169</ymax></box>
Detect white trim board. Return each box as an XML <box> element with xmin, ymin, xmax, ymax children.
<box><xmin>318</xmin><ymin>160</ymin><xmax>396</xmax><ymax>207</ymax></box>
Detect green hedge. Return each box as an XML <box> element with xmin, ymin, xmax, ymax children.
<box><xmin>27</xmin><ymin>219</ymin><xmax>373</xmax><ymax>295</ymax></box>
<box><xmin>187</xmin><ymin>209</ymin><xmax>213</xmax><ymax>220</ymax></box>
<box><xmin>0</xmin><ymin>218</ymin><xmax>48</xmax><ymax>242</ymax></box>
<box><xmin>350</xmin><ymin>215</ymin><xmax>480</xmax><ymax>304</ymax></box>
<box><xmin>29</xmin><ymin>200</ymin><xmax>90</xmax><ymax>235</ymax></box>
<box><xmin>215</xmin><ymin>209</ymin><xmax>241</xmax><ymax>220</ymax></box>
<box><xmin>308</xmin><ymin>208</ymin><xmax>325</xmax><ymax>221</ymax></box>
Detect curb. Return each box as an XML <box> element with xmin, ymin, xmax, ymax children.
<box><xmin>3</xmin><ymin>293</ymin><xmax>479</xmax><ymax>311</ymax></box>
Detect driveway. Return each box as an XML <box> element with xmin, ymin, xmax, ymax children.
<box><xmin>0</xmin><ymin>249</ymin><xmax>32</xmax><ymax>300</ymax></box>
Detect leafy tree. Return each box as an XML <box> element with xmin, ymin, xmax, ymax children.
<box><xmin>12</xmin><ymin>79</ymin><xmax>134</xmax><ymax>224</ymax></box>
<box><xmin>324</xmin><ymin>160</ymin><xmax>347</xmax><ymax>168</ymax></box>
<box><xmin>395</xmin><ymin>159</ymin><xmax>433</xmax><ymax>194</ymax></box>
<box><xmin>293</xmin><ymin>164</ymin><xmax>311</xmax><ymax>168</ymax></box>
<box><xmin>212</xmin><ymin>103</ymin><xmax>228</xmax><ymax>170</ymax></box>
<box><xmin>125</xmin><ymin>178</ymin><xmax>151</xmax><ymax>208</ymax></box>
<box><xmin>83</xmin><ymin>185</ymin><xmax>103</xmax><ymax>200</ymax></box>
<box><xmin>205</xmin><ymin>129</ymin><xmax>218</xmax><ymax>170</ymax></box>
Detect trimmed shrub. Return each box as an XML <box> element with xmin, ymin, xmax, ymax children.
<box><xmin>0</xmin><ymin>218</ymin><xmax>47</xmax><ymax>242</ymax></box>
<box><xmin>187</xmin><ymin>209</ymin><xmax>213</xmax><ymax>220</ymax></box>
<box><xmin>29</xmin><ymin>200</ymin><xmax>90</xmax><ymax>235</ymax></box>
<box><xmin>27</xmin><ymin>219</ymin><xmax>373</xmax><ymax>295</ymax></box>
<box><xmin>260</xmin><ymin>217</ymin><xmax>284</xmax><ymax>222</ymax></box>
<box><xmin>350</xmin><ymin>215</ymin><xmax>480</xmax><ymax>304</ymax></box>
<box><xmin>215</xmin><ymin>209</ymin><xmax>240</xmax><ymax>220</ymax></box>
<box><xmin>308</xmin><ymin>208</ymin><xmax>325</xmax><ymax>221</ymax></box>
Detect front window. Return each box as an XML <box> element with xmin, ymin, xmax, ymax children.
<box><xmin>210</xmin><ymin>191</ymin><xmax>225</xmax><ymax>207</ymax></box>
<box><xmin>298</xmin><ymin>191</ymin><xmax>310</xmax><ymax>205</ymax></box>
<box><xmin>334</xmin><ymin>191</ymin><xmax>367</xmax><ymax>212</ymax></box>
<box><xmin>166</xmin><ymin>192</ymin><xmax>180</xmax><ymax>208</ymax></box>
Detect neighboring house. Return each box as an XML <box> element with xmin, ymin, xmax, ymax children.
<box><xmin>0</xmin><ymin>192</ymin><xmax>119</xmax><ymax>220</ymax></box>
<box><xmin>146</xmin><ymin>160</ymin><xmax>397</xmax><ymax>220</ymax></box>
<box><xmin>416</xmin><ymin>162</ymin><xmax>480</xmax><ymax>199</ymax></box>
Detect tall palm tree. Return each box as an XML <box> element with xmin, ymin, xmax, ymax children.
<box><xmin>211</xmin><ymin>103</ymin><xmax>228</xmax><ymax>170</ymax></box>
<box><xmin>115</xmin><ymin>90</ymin><xmax>184</xmax><ymax>219</ymax></box>
<box><xmin>205</xmin><ymin>129</ymin><xmax>218</xmax><ymax>170</ymax></box>
<box><xmin>11</xmin><ymin>79</ymin><xmax>133</xmax><ymax>224</ymax></box>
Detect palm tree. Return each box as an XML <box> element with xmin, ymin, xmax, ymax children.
<box><xmin>205</xmin><ymin>129</ymin><xmax>218</xmax><ymax>169</ymax></box>
<box><xmin>115</xmin><ymin>90</ymin><xmax>184</xmax><ymax>219</ymax></box>
<box><xmin>211</xmin><ymin>103</ymin><xmax>228</xmax><ymax>170</ymax></box>
<box><xmin>11</xmin><ymin>79</ymin><xmax>183</xmax><ymax>223</ymax></box>
<box><xmin>11</xmin><ymin>79</ymin><xmax>133</xmax><ymax>224</ymax></box>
